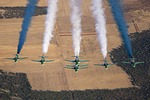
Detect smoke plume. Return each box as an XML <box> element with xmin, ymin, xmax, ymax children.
<box><xmin>17</xmin><ymin>0</ymin><xmax>38</xmax><ymax>54</ymax></box>
<box><xmin>91</xmin><ymin>0</ymin><xmax>107</xmax><ymax>59</ymax></box>
<box><xmin>70</xmin><ymin>0</ymin><xmax>82</xmax><ymax>56</ymax></box>
<box><xmin>42</xmin><ymin>0</ymin><xmax>59</xmax><ymax>54</ymax></box>
<box><xmin>108</xmin><ymin>0</ymin><xmax>133</xmax><ymax>58</ymax></box>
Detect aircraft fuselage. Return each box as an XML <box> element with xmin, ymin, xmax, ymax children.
<box><xmin>130</xmin><ymin>59</ymin><xmax>136</xmax><ymax>67</ymax></box>
<box><xmin>74</xmin><ymin>65</ymin><xmax>79</xmax><ymax>73</ymax></box>
<box><xmin>104</xmin><ymin>63</ymin><xmax>109</xmax><ymax>69</ymax></box>
<box><xmin>104</xmin><ymin>60</ymin><xmax>109</xmax><ymax>69</ymax></box>
<box><xmin>14</xmin><ymin>54</ymin><xmax>19</xmax><ymax>63</ymax></box>
<box><xmin>14</xmin><ymin>58</ymin><xmax>19</xmax><ymax>63</ymax></box>
<box><xmin>75</xmin><ymin>56</ymin><xmax>80</xmax><ymax>67</ymax></box>
<box><xmin>40</xmin><ymin>56</ymin><xmax>45</xmax><ymax>65</ymax></box>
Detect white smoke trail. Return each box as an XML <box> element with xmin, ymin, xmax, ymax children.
<box><xmin>42</xmin><ymin>0</ymin><xmax>59</xmax><ymax>54</ymax></box>
<box><xmin>70</xmin><ymin>0</ymin><xmax>82</xmax><ymax>57</ymax></box>
<box><xmin>91</xmin><ymin>0</ymin><xmax>107</xmax><ymax>59</ymax></box>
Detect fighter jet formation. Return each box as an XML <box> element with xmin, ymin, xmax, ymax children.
<box><xmin>4</xmin><ymin>0</ymin><xmax>145</xmax><ymax>73</ymax></box>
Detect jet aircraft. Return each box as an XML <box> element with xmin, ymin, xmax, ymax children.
<box><xmin>94</xmin><ymin>59</ymin><xmax>114</xmax><ymax>69</ymax></box>
<box><xmin>65</xmin><ymin>56</ymin><xmax>89</xmax><ymax>73</ymax></box>
<box><xmin>32</xmin><ymin>55</ymin><xmax>54</xmax><ymax>65</ymax></box>
<box><xmin>122</xmin><ymin>58</ymin><xmax>144</xmax><ymax>67</ymax></box>
<box><xmin>6</xmin><ymin>54</ymin><xmax>28</xmax><ymax>63</ymax></box>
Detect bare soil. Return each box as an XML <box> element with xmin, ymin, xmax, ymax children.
<box><xmin>0</xmin><ymin>0</ymin><xmax>150</xmax><ymax>91</ymax></box>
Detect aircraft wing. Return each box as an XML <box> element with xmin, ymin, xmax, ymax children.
<box><xmin>65</xmin><ymin>67</ymin><xmax>74</xmax><ymax>69</ymax></box>
<box><xmin>65</xmin><ymin>65</ymin><xmax>73</xmax><ymax>67</ymax></box>
<box><xmin>65</xmin><ymin>60</ymin><xmax>75</xmax><ymax>62</ymax></box>
<box><xmin>94</xmin><ymin>64</ymin><xmax>104</xmax><ymax>66</ymax></box>
<box><xmin>19</xmin><ymin>57</ymin><xmax>28</xmax><ymax>60</ymax></box>
<box><xmin>80</xmin><ymin>64</ymin><xmax>88</xmax><ymax>67</ymax></box>
<box><xmin>109</xmin><ymin>64</ymin><xmax>115</xmax><ymax>66</ymax></box>
<box><xmin>6</xmin><ymin>58</ymin><xmax>14</xmax><ymax>60</ymax></box>
<box><xmin>45</xmin><ymin>60</ymin><xmax>54</xmax><ymax>62</ymax></box>
<box><xmin>79</xmin><ymin>60</ymin><xmax>89</xmax><ymax>62</ymax></box>
<box><xmin>79</xmin><ymin>66</ymin><xmax>88</xmax><ymax>69</ymax></box>
<box><xmin>32</xmin><ymin>60</ymin><xmax>41</xmax><ymax>62</ymax></box>
<box><xmin>65</xmin><ymin>65</ymin><xmax>74</xmax><ymax>69</ymax></box>
<box><xmin>136</xmin><ymin>62</ymin><xmax>144</xmax><ymax>64</ymax></box>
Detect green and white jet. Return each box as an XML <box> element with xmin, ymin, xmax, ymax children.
<box><xmin>95</xmin><ymin>59</ymin><xmax>115</xmax><ymax>69</ymax></box>
<box><xmin>6</xmin><ymin>54</ymin><xmax>28</xmax><ymax>63</ymax></box>
<box><xmin>122</xmin><ymin>58</ymin><xmax>144</xmax><ymax>67</ymax></box>
<box><xmin>65</xmin><ymin>56</ymin><xmax>89</xmax><ymax>73</ymax></box>
<box><xmin>32</xmin><ymin>55</ymin><xmax>54</xmax><ymax>65</ymax></box>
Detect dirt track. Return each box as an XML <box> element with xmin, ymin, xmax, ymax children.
<box><xmin>0</xmin><ymin>0</ymin><xmax>150</xmax><ymax>91</ymax></box>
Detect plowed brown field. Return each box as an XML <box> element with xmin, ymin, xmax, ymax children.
<box><xmin>0</xmin><ymin>0</ymin><xmax>150</xmax><ymax>91</ymax></box>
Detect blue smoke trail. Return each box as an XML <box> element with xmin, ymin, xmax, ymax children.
<box><xmin>17</xmin><ymin>0</ymin><xmax>38</xmax><ymax>54</ymax></box>
<box><xmin>108</xmin><ymin>0</ymin><xmax>133</xmax><ymax>58</ymax></box>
